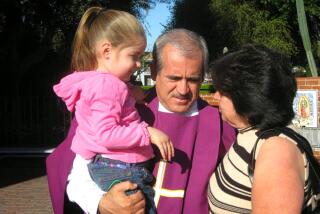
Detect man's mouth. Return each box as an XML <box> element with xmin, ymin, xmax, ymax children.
<box><xmin>173</xmin><ymin>96</ymin><xmax>189</xmax><ymax>104</ymax></box>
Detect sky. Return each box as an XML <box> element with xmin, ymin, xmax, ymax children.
<box><xmin>144</xmin><ymin>2</ymin><xmax>172</xmax><ymax>51</ymax></box>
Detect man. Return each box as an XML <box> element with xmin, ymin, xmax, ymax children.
<box><xmin>47</xmin><ymin>28</ymin><xmax>236</xmax><ymax>214</ymax></box>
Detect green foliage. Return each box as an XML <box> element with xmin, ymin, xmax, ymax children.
<box><xmin>251</xmin><ymin>16</ymin><xmax>297</xmax><ymax>55</ymax></box>
<box><xmin>199</xmin><ymin>84</ymin><xmax>214</xmax><ymax>94</ymax></box>
<box><xmin>168</xmin><ymin>0</ymin><xmax>320</xmax><ymax>70</ymax></box>
<box><xmin>167</xmin><ymin>0</ymin><xmax>236</xmax><ymax>60</ymax></box>
<box><xmin>245</xmin><ymin>0</ymin><xmax>320</xmax><ymax>71</ymax></box>
<box><xmin>246</xmin><ymin>0</ymin><xmax>320</xmax><ymax>19</ymax></box>
<box><xmin>141</xmin><ymin>85</ymin><xmax>154</xmax><ymax>90</ymax></box>
<box><xmin>211</xmin><ymin>1</ymin><xmax>297</xmax><ymax>56</ymax></box>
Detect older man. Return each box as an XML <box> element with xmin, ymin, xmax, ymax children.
<box><xmin>46</xmin><ymin>28</ymin><xmax>236</xmax><ymax>214</ymax></box>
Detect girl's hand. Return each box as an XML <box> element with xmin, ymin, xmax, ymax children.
<box><xmin>127</xmin><ymin>83</ymin><xmax>147</xmax><ymax>104</ymax></box>
<box><xmin>147</xmin><ymin>127</ymin><xmax>175</xmax><ymax>161</ymax></box>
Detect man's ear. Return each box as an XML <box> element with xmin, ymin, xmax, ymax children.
<box><xmin>150</xmin><ymin>62</ymin><xmax>157</xmax><ymax>81</ymax></box>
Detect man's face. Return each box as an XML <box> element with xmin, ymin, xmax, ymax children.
<box><xmin>155</xmin><ymin>44</ymin><xmax>203</xmax><ymax>113</ymax></box>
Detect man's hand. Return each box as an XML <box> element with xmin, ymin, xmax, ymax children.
<box><xmin>98</xmin><ymin>181</ymin><xmax>145</xmax><ymax>214</ymax></box>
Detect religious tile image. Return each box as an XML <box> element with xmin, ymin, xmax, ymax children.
<box><xmin>292</xmin><ymin>90</ymin><xmax>318</xmax><ymax>128</ymax></box>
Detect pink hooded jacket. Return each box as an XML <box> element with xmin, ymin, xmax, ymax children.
<box><xmin>53</xmin><ymin>71</ymin><xmax>153</xmax><ymax>163</ymax></box>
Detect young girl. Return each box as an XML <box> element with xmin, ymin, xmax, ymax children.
<box><xmin>53</xmin><ymin>7</ymin><xmax>174</xmax><ymax>214</ymax></box>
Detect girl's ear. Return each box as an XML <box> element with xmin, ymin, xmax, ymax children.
<box><xmin>99</xmin><ymin>41</ymin><xmax>112</xmax><ymax>59</ymax></box>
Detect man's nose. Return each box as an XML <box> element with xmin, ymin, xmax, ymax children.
<box><xmin>176</xmin><ymin>79</ymin><xmax>189</xmax><ymax>95</ymax></box>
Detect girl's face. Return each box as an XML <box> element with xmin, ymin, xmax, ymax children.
<box><xmin>106</xmin><ymin>37</ymin><xmax>146</xmax><ymax>82</ymax></box>
<box><xmin>213</xmin><ymin>91</ymin><xmax>249</xmax><ymax>129</ymax></box>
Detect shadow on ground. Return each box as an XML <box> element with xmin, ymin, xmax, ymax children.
<box><xmin>0</xmin><ymin>156</ymin><xmax>47</xmax><ymax>188</ymax></box>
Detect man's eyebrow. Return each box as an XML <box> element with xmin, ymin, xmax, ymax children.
<box><xmin>165</xmin><ymin>74</ymin><xmax>201</xmax><ymax>80</ymax></box>
<box><xmin>166</xmin><ymin>74</ymin><xmax>180</xmax><ymax>77</ymax></box>
<box><xmin>166</xmin><ymin>75</ymin><xmax>182</xmax><ymax>80</ymax></box>
<box><xmin>187</xmin><ymin>76</ymin><xmax>201</xmax><ymax>80</ymax></box>
<box><xmin>188</xmin><ymin>74</ymin><xmax>201</xmax><ymax>78</ymax></box>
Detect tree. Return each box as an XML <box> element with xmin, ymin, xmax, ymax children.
<box><xmin>167</xmin><ymin>0</ymin><xmax>297</xmax><ymax>59</ymax></box>
<box><xmin>243</xmin><ymin>0</ymin><xmax>320</xmax><ymax>72</ymax></box>
<box><xmin>0</xmin><ymin>0</ymin><xmax>170</xmax><ymax>96</ymax></box>
<box><xmin>219</xmin><ymin>1</ymin><xmax>297</xmax><ymax>55</ymax></box>
<box><xmin>167</xmin><ymin>0</ymin><xmax>234</xmax><ymax>60</ymax></box>
<box><xmin>167</xmin><ymin>0</ymin><xmax>320</xmax><ymax>73</ymax></box>
<box><xmin>0</xmin><ymin>0</ymin><xmax>170</xmax><ymax>141</ymax></box>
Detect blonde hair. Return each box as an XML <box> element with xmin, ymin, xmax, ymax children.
<box><xmin>71</xmin><ymin>7</ymin><xmax>146</xmax><ymax>71</ymax></box>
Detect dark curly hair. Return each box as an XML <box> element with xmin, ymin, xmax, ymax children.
<box><xmin>210</xmin><ymin>44</ymin><xmax>297</xmax><ymax>130</ymax></box>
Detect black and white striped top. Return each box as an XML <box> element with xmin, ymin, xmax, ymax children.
<box><xmin>208</xmin><ymin>128</ymin><xmax>311</xmax><ymax>213</ymax></box>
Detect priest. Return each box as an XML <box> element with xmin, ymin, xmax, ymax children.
<box><xmin>46</xmin><ymin>28</ymin><xmax>236</xmax><ymax>214</ymax></box>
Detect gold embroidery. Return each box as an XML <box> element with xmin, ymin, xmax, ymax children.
<box><xmin>153</xmin><ymin>160</ymin><xmax>185</xmax><ymax>207</ymax></box>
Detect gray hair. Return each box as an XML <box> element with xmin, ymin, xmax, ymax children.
<box><xmin>152</xmin><ymin>28</ymin><xmax>209</xmax><ymax>79</ymax></box>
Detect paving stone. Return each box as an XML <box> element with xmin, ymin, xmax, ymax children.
<box><xmin>0</xmin><ymin>157</ymin><xmax>53</xmax><ymax>213</ymax></box>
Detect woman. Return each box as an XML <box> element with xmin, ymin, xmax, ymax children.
<box><xmin>207</xmin><ymin>44</ymin><xmax>316</xmax><ymax>213</ymax></box>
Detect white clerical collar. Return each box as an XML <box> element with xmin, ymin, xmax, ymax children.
<box><xmin>158</xmin><ymin>101</ymin><xmax>199</xmax><ymax>117</ymax></box>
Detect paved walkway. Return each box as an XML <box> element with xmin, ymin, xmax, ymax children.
<box><xmin>0</xmin><ymin>157</ymin><xmax>53</xmax><ymax>214</ymax></box>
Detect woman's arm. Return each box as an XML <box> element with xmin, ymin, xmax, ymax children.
<box><xmin>252</xmin><ymin>136</ymin><xmax>305</xmax><ymax>213</ymax></box>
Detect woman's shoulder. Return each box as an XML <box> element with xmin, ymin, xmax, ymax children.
<box><xmin>262</xmin><ymin>136</ymin><xmax>301</xmax><ymax>156</ymax></box>
<box><xmin>256</xmin><ymin>133</ymin><xmax>305</xmax><ymax>176</ymax></box>
<box><xmin>258</xmin><ymin>127</ymin><xmax>303</xmax><ymax>155</ymax></box>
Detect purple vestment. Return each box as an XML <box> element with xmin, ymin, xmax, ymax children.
<box><xmin>141</xmin><ymin>97</ymin><xmax>235</xmax><ymax>214</ymax></box>
<box><xmin>46</xmin><ymin>91</ymin><xmax>236</xmax><ymax>214</ymax></box>
<box><xmin>46</xmin><ymin>119</ymin><xmax>77</xmax><ymax>214</ymax></box>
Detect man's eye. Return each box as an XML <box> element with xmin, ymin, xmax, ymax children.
<box><xmin>187</xmin><ymin>77</ymin><xmax>200</xmax><ymax>83</ymax></box>
<box><xmin>167</xmin><ymin>76</ymin><xmax>181</xmax><ymax>81</ymax></box>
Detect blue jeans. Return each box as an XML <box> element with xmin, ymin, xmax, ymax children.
<box><xmin>87</xmin><ymin>155</ymin><xmax>156</xmax><ymax>214</ymax></box>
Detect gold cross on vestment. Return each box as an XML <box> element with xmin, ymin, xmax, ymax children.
<box><xmin>153</xmin><ymin>160</ymin><xmax>185</xmax><ymax>207</ymax></box>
